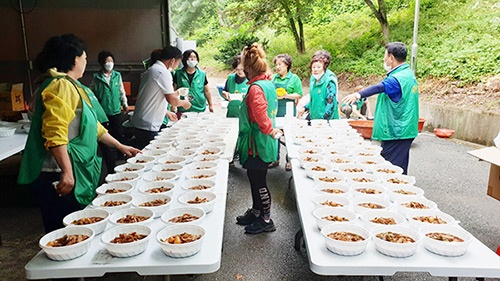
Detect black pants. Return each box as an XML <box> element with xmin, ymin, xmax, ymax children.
<box><xmin>381</xmin><ymin>138</ymin><xmax>414</xmax><ymax>175</ymax></box>
<box><xmin>244</xmin><ymin>157</ymin><xmax>272</xmax><ymax>220</ymax></box>
<box><xmin>132</xmin><ymin>127</ymin><xmax>158</xmax><ymax>150</ymax></box>
<box><xmin>107</xmin><ymin>113</ymin><xmax>125</xmax><ymax>143</ymax></box>
<box><xmin>31</xmin><ymin>172</ymin><xmax>84</xmax><ymax>233</ymax></box>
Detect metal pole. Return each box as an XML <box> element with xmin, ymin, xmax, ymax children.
<box><xmin>411</xmin><ymin>0</ymin><xmax>420</xmax><ymax>74</ymax></box>
<box><xmin>19</xmin><ymin>0</ymin><xmax>34</xmax><ymax>98</ymax></box>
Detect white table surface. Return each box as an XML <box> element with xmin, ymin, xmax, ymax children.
<box><xmin>290</xmin><ymin>156</ymin><xmax>500</xmax><ymax>278</ymax></box>
<box><xmin>0</xmin><ymin>132</ymin><xmax>27</xmax><ymax>161</ymax></box>
<box><xmin>25</xmin><ymin>160</ymin><xmax>229</xmax><ymax>280</ymax></box>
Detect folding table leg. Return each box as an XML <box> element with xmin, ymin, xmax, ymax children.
<box><xmin>288</xmin><ymin>176</ymin><xmax>293</xmax><ymax>189</ymax></box>
<box><xmin>163</xmin><ymin>275</ymin><xmax>171</xmax><ymax>281</ymax></box>
<box><xmin>294</xmin><ymin>229</ymin><xmax>304</xmax><ymax>251</ymax></box>
<box><xmin>448</xmin><ymin>278</ymin><xmax>457</xmax><ymax>281</ymax></box>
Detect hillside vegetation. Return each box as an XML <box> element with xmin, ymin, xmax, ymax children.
<box><xmin>176</xmin><ymin>0</ymin><xmax>500</xmax><ymax>111</ymax></box>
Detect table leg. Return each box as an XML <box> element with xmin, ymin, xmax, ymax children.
<box><xmin>476</xmin><ymin>278</ymin><xmax>485</xmax><ymax>281</ymax></box>
<box><xmin>288</xmin><ymin>176</ymin><xmax>293</xmax><ymax>189</ymax></box>
<box><xmin>448</xmin><ymin>278</ymin><xmax>457</xmax><ymax>281</ymax></box>
<box><xmin>163</xmin><ymin>275</ymin><xmax>171</xmax><ymax>281</ymax></box>
<box><xmin>294</xmin><ymin>229</ymin><xmax>304</xmax><ymax>251</ymax></box>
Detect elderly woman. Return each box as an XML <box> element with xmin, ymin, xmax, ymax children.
<box><xmin>173</xmin><ymin>49</ymin><xmax>213</xmax><ymax>113</ymax></box>
<box><xmin>298</xmin><ymin>54</ymin><xmax>339</xmax><ymax>120</ymax></box>
<box><xmin>221</xmin><ymin>55</ymin><xmax>248</xmax><ymax>117</ymax></box>
<box><xmin>18</xmin><ymin>34</ymin><xmax>140</xmax><ymax>233</ymax></box>
<box><xmin>272</xmin><ymin>54</ymin><xmax>303</xmax><ymax>117</ymax></box>
<box><xmin>236</xmin><ymin>43</ymin><xmax>282</xmax><ymax>234</ymax></box>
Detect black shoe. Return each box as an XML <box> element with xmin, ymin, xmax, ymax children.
<box><xmin>236</xmin><ymin>209</ymin><xmax>259</xmax><ymax>225</ymax></box>
<box><xmin>244</xmin><ymin>217</ymin><xmax>276</xmax><ymax>234</ymax></box>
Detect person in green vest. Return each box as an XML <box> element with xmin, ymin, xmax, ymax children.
<box><xmin>270</xmin><ymin>54</ymin><xmax>303</xmax><ymax>170</ymax></box>
<box><xmin>236</xmin><ymin>43</ymin><xmax>282</xmax><ymax>234</ymax></box>
<box><xmin>221</xmin><ymin>55</ymin><xmax>248</xmax><ymax>118</ymax></box>
<box><xmin>298</xmin><ymin>55</ymin><xmax>339</xmax><ymax>120</ymax></box>
<box><xmin>343</xmin><ymin>42</ymin><xmax>419</xmax><ymax>175</ymax></box>
<box><xmin>90</xmin><ymin>50</ymin><xmax>129</xmax><ymax>173</ymax></box>
<box><xmin>18</xmin><ymin>34</ymin><xmax>140</xmax><ymax>233</ymax></box>
<box><xmin>173</xmin><ymin>49</ymin><xmax>214</xmax><ymax>113</ymax></box>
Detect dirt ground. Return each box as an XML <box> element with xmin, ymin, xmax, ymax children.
<box><xmin>207</xmin><ymin>67</ymin><xmax>500</xmax><ymax>113</ymax></box>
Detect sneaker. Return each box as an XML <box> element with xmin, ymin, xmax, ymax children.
<box><xmin>244</xmin><ymin>217</ymin><xmax>276</xmax><ymax>234</ymax></box>
<box><xmin>236</xmin><ymin>209</ymin><xmax>259</xmax><ymax>225</ymax></box>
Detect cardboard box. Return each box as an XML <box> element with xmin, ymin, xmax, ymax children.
<box><xmin>468</xmin><ymin>146</ymin><xmax>500</xmax><ymax>201</ymax></box>
<box><xmin>0</xmin><ymin>83</ymin><xmax>24</xmax><ymax>111</ymax></box>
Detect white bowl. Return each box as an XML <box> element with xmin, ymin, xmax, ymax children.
<box><xmin>320</xmin><ymin>224</ymin><xmax>370</xmax><ymax>256</ymax></box>
<box><xmin>126</xmin><ymin>155</ymin><xmax>156</xmax><ymax>170</ymax></box>
<box><xmin>338</xmin><ymin>163</ymin><xmax>368</xmax><ymax>174</ymax></box>
<box><xmin>303</xmin><ymin>162</ymin><xmax>335</xmax><ymax>178</ymax></box>
<box><xmin>420</xmin><ymin>224</ymin><xmax>473</xmax><ymax>256</ymax></box>
<box><xmin>108</xmin><ymin>207</ymin><xmax>155</xmax><ymax>228</ymax></box>
<box><xmin>350</xmin><ymin>183</ymin><xmax>386</xmax><ymax>198</ymax></box>
<box><xmin>325</xmin><ymin>147</ymin><xmax>349</xmax><ymax>156</ymax></box>
<box><xmin>362</xmin><ymin>145</ymin><xmax>383</xmax><ymax>154</ymax></box>
<box><xmin>372</xmin><ymin>225</ymin><xmax>421</xmax><ymax>258</ymax></box>
<box><xmin>138</xmin><ymin>181</ymin><xmax>175</xmax><ymax>196</ymax></box>
<box><xmin>197</xmin><ymin>146</ymin><xmax>222</xmax><ymax>156</ymax></box>
<box><xmin>311</xmin><ymin>194</ymin><xmax>350</xmax><ymax>209</ymax></box>
<box><xmin>184</xmin><ymin>169</ymin><xmax>217</xmax><ymax>181</ymax></box>
<box><xmin>313</xmin><ymin>207</ymin><xmax>357</xmax><ymax>230</ymax></box>
<box><xmin>114</xmin><ymin>163</ymin><xmax>146</xmax><ymax>175</ymax></box>
<box><xmin>382</xmin><ymin>174</ymin><xmax>417</xmax><ymax>189</ymax></box>
<box><xmin>62</xmin><ymin>209</ymin><xmax>110</xmax><ymax>235</ymax></box>
<box><xmin>152</xmin><ymin>163</ymin><xmax>184</xmax><ymax>177</ymax></box>
<box><xmin>177</xmin><ymin>143</ymin><xmax>201</xmax><ymax>151</ymax></box>
<box><xmin>161</xmin><ymin>207</ymin><xmax>206</xmax><ymax>226</ymax></box>
<box><xmin>142</xmin><ymin>171</ymin><xmax>178</xmax><ymax>183</ymax></box>
<box><xmin>39</xmin><ymin>226</ymin><xmax>94</xmax><ymax>261</ymax></box>
<box><xmin>188</xmin><ymin>161</ymin><xmax>218</xmax><ymax>172</ymax></box>
<box><xmin>178</xmin><ymin>191</ymin><xmax>217</xmax><ymax>213</ymax></box>
<box><xmin>91</xmin><ymin>194</ymin><xmax>133</xmax><ymax>214</ymax></box>
<box><xmin>206</xmin><ymin>137</ymin><xmax>224</xmax><ymax>143</ymax></box>
<box><xmin>203</xmin><ymin>142</ymin><xmax>226</xmax><ymax>150</ymax></box>
<box><xmin>141</xmin><ymin>149</ymin><xmax>168</xmax><ymax>158</ymax></box>
<box><xmin>355</xmin><ymin>156</ymin><xmax>386</xmax><ymax>169</ymax></box>
<box><xmin>150</xmin><ymin>138</ymin><xmax>175</xmax><ymax>147</ymax></box>
<box><xmin>314</xmin><ymin>182</ymin><xmax>350</xmax><ymax>197</ymax></box>
<box><xmin>0</xmin><ymin>127</ymin><xmax>16</xmax><ymax>137</ymax></box>
<box><xmin>169</xmin><ymin>149</ymin><xmax>196</xmax><ymax>162</ymax></box>
<box><xmin>193</xmin><ymin>154</ymin><xmax>221</xmax><ymax>162</ymax></box>
<box><xmin>101</xmin><ymin>225</ymin><xmax>151</xmax><ymax>257</ymax></box>
<box><xmin>360</xmin><ymin>210</ymin><xmax>407</xmax><ymax>230</ymax></box>
<box><xmin>345</xmin><ymin>173</ymin><xmax>380</xmax><ymax>186</ymax></box>
<box><xmin>352</xmin><ymin>148</ymin><xmax>380</xmax><ymax>158</ymax></box>
<box><xmin>326</xmin><ymin>154</ymin><xmax>353</xmax><ymax>165</ymax></box>
<box><xmin>298</xmin><ymin>146</ymin><xmax>324</xmax><ymax>156</ymax></box>
<box><xmin>105</xmin><ymin>172</ymin><xmax>140</xmax><ymax>187</ymax></box>
<box><xmin>312</xmin><ymin>172</ymin><xmax>346</xmax><ymax>184</ymax></box>
<box><xmin>96</xmin><ymin>182</ymin><xmax>134</xmax><ymax>196</ymax></box>
<box><xmin>156</xmin><ymin>225</ymin><xmax>206</xmax><ymax>258</ymax></box>
<box><xmin>156</xmin><ymin>155</ymin><xmax>187</xmax><ymax>165</ymax></box>
<box><xmin>298</xmin><ymin>154</ymin><xmax>325</xmax><ymax>168</ymax></box>
<box><xmin>144</xmin><ymin>143</ymin><xmax>172</xmax><ymax>151</ymax></box>
<box><xmin>131</xmin><ymin>194</ymin><xmax>172</xmax><ymax>218</ymax></box>
<box><xmin>395</xmin><ymin>197</ymin><xmax>437</xmax><ymax>216</ymax></box>
<box><xmin>182</xmin><ymin>179</ymin><xmax>216</xmax><ymax>192</ymax></box>
<box><xmin>406</xmin><ymin>209</ymin><xmax>457</xmax><ymax>230</ymax></box>
<box><xmin>388</xmin><ymin>185</ymin><xmax>425</xmax><ymax>202</ymax></box>
<box><xmin>351</xmin><ymin>196</ymin><xmax>392</xmax><ymax>214</ymax></box>
<box><xmin>372</xmin><ymin>163</ymin><xmax>404</xmax><ymax>177</ymax></box>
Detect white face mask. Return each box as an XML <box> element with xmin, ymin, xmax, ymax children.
<box><xmin>186</xmin><ymin>60</ymin><xmax>198</xmax><ymax>68</ymax></box>
<box><xmin>313</xmin><ymin>73</ymin><xmax>323</xmax><ymax>81</ymax></box>
<box><xmin>104</xmin><ymin>62</ymin><xmax>114</xmax><ymax>71</ymax></box>
<box><xmin>384</xmin><ymin>62</ymin><xmax>392</xmax><ymax>72</ymax></box>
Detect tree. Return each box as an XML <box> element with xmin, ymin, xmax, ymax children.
<box><xmin>364</xmin><ymin>0</ymin><xmax>389</xmax><ymax>43</ymax></box>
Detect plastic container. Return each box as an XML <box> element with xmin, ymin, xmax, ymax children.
<box><xmin>39</xmin><ymin>226</ymin><xmax>94</xmax><ymax>261</ymax></box>
<box><xmin>313</xmin><ymin>207</ymin><xmax>357</xmax><ymax>230</ymax></box>
<box><xmin>101</xmin><ymin>225</ymin><xmax>151</xmax><ymax>258</ymax></box>
<box><xmin>178</xmin><ymin>191</ymin><xmax>217</xmax><ymax>214</ymax></box>
<box><xmin>320</xmin><ymin>224</ymin><xmax>370</xmax><ymax>256</ymax></box>
<box><xmin>62</xmin><ymin>209</ymin><xmax>110</xmax><ymax>235</ymax></box>
<box><xmin>372</xmin><ymin>225</ymin><xmax>421</xmax><ymax>258</ymax></box>
<box><xmin>156</xmin><ymin>225</ymin><xmax>206</xmax><ymax>258</ymax></box>
<box><xmin>161</xmin><ymin>207</ymin><xmax>206</xmax><ymax>226</ymax></box>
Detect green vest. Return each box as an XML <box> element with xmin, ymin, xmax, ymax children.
<box><xmin>18</xmin><ymin>76</ymin><xmax>103</xmax><ymax>205</ymax></box>
<box><xmin>175</xmin><ymin>68</ymin><xmax>207</xmax><ymax>112</ymax></box>
<box><xmin>92</xmin><ymin>71</ymin><xmax>123</xmax><ymax>116</ymax></box>
<box><xmin>372</xmin><ymin>63</ymin><xmax>419</xmax><ymax>141</ymax></box>
<box><xmin>272</xmin><ymin>72</ymin><xmax>296</xmax><ymax>117</ymax></box>
<box><xmin>237</xmin><ymin>80</ymin><xmax>278</xmax><ymax>165</ymax></box>
<box><xmin>226</xmin><ymin>73</ymin><xmax>249</xmax><ymax>118</ymax></box>
<box><xmin>309</xmin><ymin>74</ymin><xmax>339</xmax><ymax>120</ymax></box>
<box><xmin>75</xmin><ymin>80</ymin><xmax>108</xmax><ymax>123</ymax></box>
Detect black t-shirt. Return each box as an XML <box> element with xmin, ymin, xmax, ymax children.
<box><xmin>187</xmin><ymin>72</ymin><xmax>208</xmax><ymax>86</ymax></box>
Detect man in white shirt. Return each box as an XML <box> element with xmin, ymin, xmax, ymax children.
<box><xmin>131</xmin><ymin>46</ymin><xmax>191</xmax><ymax>149</ymax></box>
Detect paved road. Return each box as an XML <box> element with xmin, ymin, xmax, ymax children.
<box><xmin>1</xmin><ymin>80</ymin><xmax>499</xmax><ymax>281</ymax></box>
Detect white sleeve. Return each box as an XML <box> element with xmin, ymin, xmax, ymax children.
<box><xmin>118</xmin><ymin>76</ymin><xmax>128</xmax><ymax>107</ymax></box>
<box><xmin>155</xmin><ymin>70</ymin><xmax>174</xmax><ymax>95</ymax></box>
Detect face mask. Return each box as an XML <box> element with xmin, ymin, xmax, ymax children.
<box><xmin>313</xmin><ymin>73</ymin><xmax>323</xmax><ymax>81</ymax></box>
<box><xmin>186</xmin><ymin>60</ymin><xmax>198</xmax><ymax>68</ymax></box>
<box><xmin>104</xmin><ymin>62</ymin><xmax>114</xmax><ymax>71</ymax></box>
<box><xmin>384</xmin><ymin>62</ymin><xmax>392</xmax><ymax>72</ymax></box>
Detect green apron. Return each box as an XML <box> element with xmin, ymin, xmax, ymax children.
<box><xmin>92</xmin><ymin>71</ymin><xmax>123</xmax><ymax>116</ymax></box>
<box><xmin>308</xmin><ymin>74</ymin><xmax>339</xmax><ymax>120</ymax></box>
<box><xmin>272</xmin><ymin>72</ymin><xmax>296</xmax><ymax>117</ymax></box>
<box><xmin>18</xmin><ymin>76</ymin><xmax>102</xmax><ymax>205</ymax></box>
<box><xmin>226</xmin><ymin>73</ymin><xmax>249</xmax><ymax>118</ymax></box>
<box><xmin>237</xmin><ymin>80</ymin><xmax>278</xmax><ymax>165</ymax></box>
<box><xmin>176</xmin><ymin>68</ymin><xmax>207</xmax><ymax>112</ymax></box>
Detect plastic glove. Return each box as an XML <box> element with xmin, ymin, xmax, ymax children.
<box><xmin>177</xmin><ymin>87</ymin><xmax>189</xmax><ymax>97</ymax></box>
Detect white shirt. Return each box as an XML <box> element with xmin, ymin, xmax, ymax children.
<box><xmin>131</xmin><ymin>61</ymin><xmax>174</xmax><ymax>131</ymax></box>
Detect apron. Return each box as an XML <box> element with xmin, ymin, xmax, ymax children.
<box><xmin>18</xmin><ymin>76</ymin><xmax>102</xmax><ymax>205</ymax></box>
<box><xmin>273</xmin><ymin>74</ymin><xmax>295</xmax><ymax>117</ymax></box>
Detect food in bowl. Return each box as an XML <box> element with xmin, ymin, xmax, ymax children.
<box><xmin>371</xmin><ymin>225</ymin><xmax>421</xmax><ymax>258</ymax></box>
<box><xmin>351</xmin><ymin>196</ymin><xmax>391</xmax><ymax>214</ymax></box>
<box><xmin>320</xmin><ymin>224</ymin><xmax>370</xmax><ymax>256</ymax></box>
<box><xmin>162</xmin><ymin>232</ymin><xmax>202</xmax><ymax>244</ymax></box>
<box><xmin>101</xmin><ymin>200</ymin><xmax>127</xmax><ymax>207</ymax></box>
<box><xmin>328</xmin><ymin>231</ymin><xmax>365</xmax><ymax>242</ymax></box>
<box><xmin>425</xmin><ymin>232</ymin><xmax>464</xmax><ymax>242</ymax></box>
<box><xmin>46</xmin><ymin>234</ymin><xmax>90</xmax><ymax>247</ymax></box>
<box><xmin>156</xmin><ymin>225</ymin><xmax>206</xmax><ymax>258</ymax></box>
<box><xmin>355</xmin><ymin>187</ymin><xmax>381</xmax><ymax>194</ymax></box>
<box><xmin>370</xmin><ymin>217</ymin><xmax>396</xmax><ymax>225</ymax></box>
<box><xmin>132</xmin><ymin>194</ymin><xmax>172</xmax><ymax>218</ymax></box>
<box><xmin>71</xmin><ymin>217</ymin><xmax>104</xmax><ymax>225</ymax></box>
<box><xmin>358</xmin><ymin>202</ymin><xmax>384</xmax><ymax>209</ymax></box>
<box><xmin>168</xmin><ymin>213</ymin><xmax>200</xmax><ymax>223</ymax></box>
<box><xmin>178</xmin><ymin>191</ymin><xmax>217</xmax><ymax>213</ymax></box>
<box><xmin>39</xmin><ymin>227</ymin><xmax>95</xmax><ymax>260</ymax></box>
<box><xmin>143</xmin><ymin>171</ymin><xmax>177</xmax><ymax>182</ymax></box>
<box><xmin>375</xmin><ymin>231</ymin><xmax>415</xmax><ymax>243</ymax></box>
<box><xmin>110</xmin><ymin>232</ymin><xmax>148</xmax><ymax>243</ymax></box>
<box><xmin>139</xmin><ymin>181</ymin><xmax>175</xmax><ymax>196</ymax></box>
<box><xmin>161</xmin><ymin>207</ymin><xmax>206</xmax><ymax>226</ymax></box>
<box><xmin>420</xmin><ymin>225</ymin><xmax>472</xmax><ymax>256</ymax></box>
<box><xmin>400</xmin><ymin>201</ymin><xmax>430</xmax><ymax>209</ymax></box>
<box><xmin>145</xmin><ymin>185</ymin><xmax>173</xmax><ymax>194</ymax></box>
<box><xmin>139</xmin><ymin>198</ymin><xmax>169</xmax><ymax>207</ymax></box>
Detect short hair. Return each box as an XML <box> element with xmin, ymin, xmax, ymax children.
<box><xmin>313</xmin><ymin>50</ymin><xmax>331</xmax><ymax>68</ymax></box>
<box><xmin>241</xmin><ymin>43</ymin><xmax>268</xmax><ymax>75</ymax></box>
<box><xmin>149</xmin><ymin>48</ymin><xmax>163</xmax><ymax>65</ymax></box>
<box><xmin>97</xmin><ymin>50</ymin><xmax>114</xmax><ymax>68</ymax></box>
<box><xmin>181</xmin><ymin>49</ymin><xmax>200</xmax><ymax>67</ymax></box>
<box><xmin>160</xmin><ymin>46</ymin><xmax>183</xmax><ymax>61</ymax></box>
<box><xmin>385</xmin><ymin>42</ymin><xmax>407</xmax><ymax>62</ymax></box>
<box><xmin>309</xmin><ymin>55</ymin><xmax>328</xmax><ymax>70</ymax></box>
<box><xmin>273</xmin><ymin>54</ymin><xmax>293</xmax><ymax>71</ymax></box>
<box><xmin>231</xmin><ymin>55</ymin><xmax>242</xmax><ymax>69</ymax></box>
<box><xmin>34</xmin><ymin>34</ymin><xmax>86</xmax><ymax>73</ymax></box>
